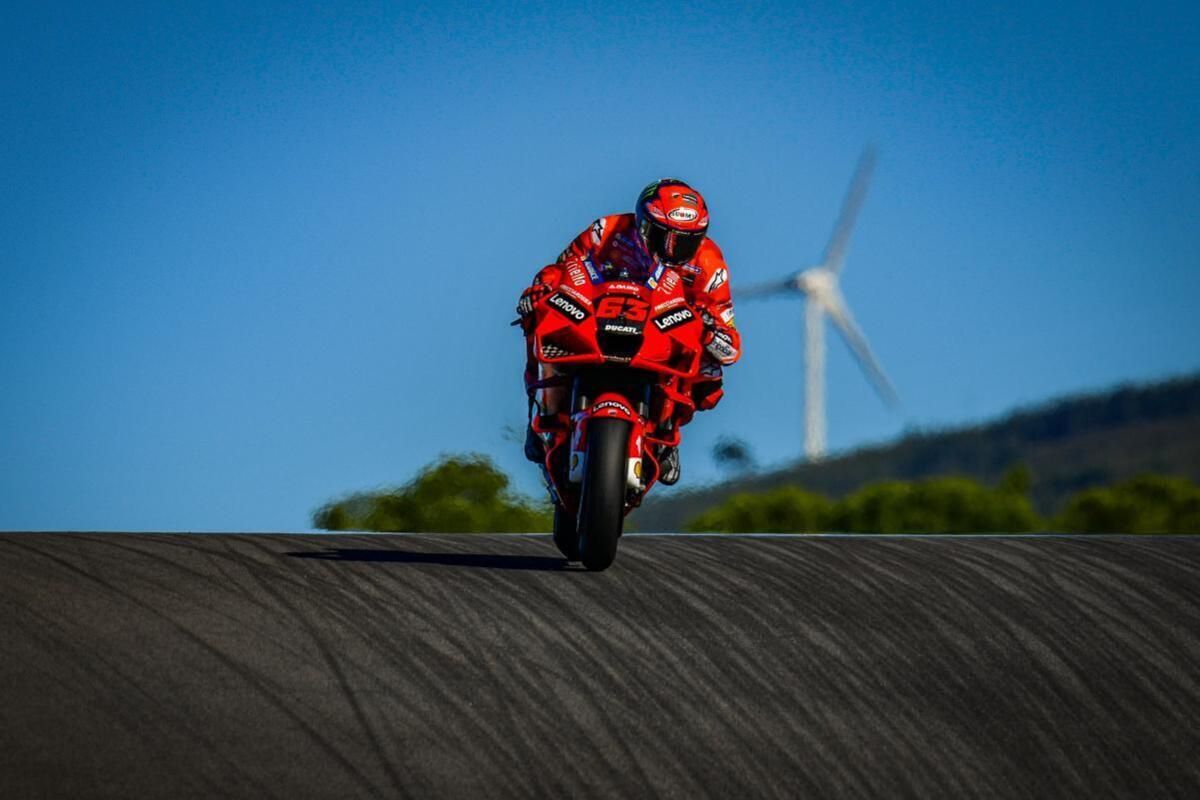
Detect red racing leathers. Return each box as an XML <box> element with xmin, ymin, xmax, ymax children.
<box><xmin>522</xmin><ymin>213</ymin><xmax>740</xmax><ymax>413</ymax></box>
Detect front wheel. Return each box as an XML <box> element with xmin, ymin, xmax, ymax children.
<box><xmin>552</xmin><ymin>504</ymin><xmax>579</xmax><ymax>561</ymax></box>
<box><xmin>578</xmin><ymin>418</ymin><xmax>631</xmax><ymax>571</ymax></box>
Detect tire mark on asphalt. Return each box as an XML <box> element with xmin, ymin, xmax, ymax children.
<box><xmin>239</xmin><ymin>539</ymin><xmax>408</xmax><ymax>800</ymax></box>
<box><xmin>2</xmin><ymin>536</ymin><xmax>387</xmax><ymax>798</ymax></box>
<box><xmin>279</xmin><ymin>542</ymin><xmax>544</xmax><ymax>797</ymax></box>
<box><xmin>0</xmin><ymin>591</ymin><xmax>273</xmax><ymax>799</ymax></box>
<box><xmin>4</xmin><ymin>533</ymin><xmax>1200</xmax><ymax>798</ymax></box>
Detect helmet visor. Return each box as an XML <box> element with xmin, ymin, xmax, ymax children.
<box><xmin>643</xmin><ymin>219</ymin><xmax>705</xmax><ymax>264</ymax></box>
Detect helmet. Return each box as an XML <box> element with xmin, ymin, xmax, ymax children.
<box><xmin>635</xmin><ymin>178</ymin><xmax>709</xmax><ymax>265</ymax></box>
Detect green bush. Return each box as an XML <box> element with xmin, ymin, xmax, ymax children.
<box><xmin>1055</xmin><ymin>475</ymin><xmax>1200</xmax><ymax>533</ymax></box>
<box><xmin>686</xmin><ymin>487</ymin><xmax>834</xmax><ymax>533</ymax></box>
<box><xmin>830</xmin><ymin>476</ymin><xmax>1042</xmax><ymax>533</ymax></box>
<box><xmin>685</xmin><ymin>470</ymin><xmax>1042</xmax><ymax>534</ymax></box>
<box><xmin>313</xmin><ymin>454</ymin><xmax>552</xmax><ymax>533</ymax></box>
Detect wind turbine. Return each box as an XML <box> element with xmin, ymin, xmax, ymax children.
<box><xmin>737</xmin><ymin>146</ymin><xmax>898</xmax><ymax>461</ymax></box>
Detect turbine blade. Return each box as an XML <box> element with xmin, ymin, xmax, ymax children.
<box><xmin>822</xmin><ymin>289</ymin><xmax>899</xmax><ymax>408</ymax></box>
<box><xmin>735</xmin><ymin>277</ymin><xmax>798</xmax><ymax>300</ymax></box>
<box><xmin>821</xmin><ymin>145</ymin><xmax>877</xmax><ymax>274</ymax></box>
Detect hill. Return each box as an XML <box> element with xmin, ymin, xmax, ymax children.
<box><xmin>631</xmin><ymin>373</ymin><xmax>1200</xmax><ymax>532</ymax></box>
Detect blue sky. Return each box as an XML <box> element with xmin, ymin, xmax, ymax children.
<box><xmin>2</xmin><ymin>1</ymin><xmax>1197</xmax><ymax>530</ymax></box>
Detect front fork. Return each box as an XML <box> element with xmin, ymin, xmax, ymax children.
<box><xmin>566</xmin><ymin>382</ymin><xmax>652</xmax><ymax>494</ymax></box>
<box><xmin>534</xmin><ymin>374</ymin><xmax>687</xmax><ymax>509</ymax></box>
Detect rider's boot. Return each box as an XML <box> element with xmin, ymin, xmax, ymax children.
<box><xmin>658</xmin><ymin>445</ymin><xmax>681</xmax><ymax>485</ymax></box>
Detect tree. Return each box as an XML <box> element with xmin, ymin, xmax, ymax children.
<box><xmin>685</xmin><ymin>474</ymin><xmax>1043</xmax><ymax>533</ymax></box>
<box><xmin>1055</xmin><ymin>475</ymin><xmax>1200</xmax><ymax>533</ymax></box>
<box><xmin>687</xmin><ymin>487</ymin><xmax>834</xmax><ymax>533</ymax></box>
<box><xmin>830</xmin><ymin>477</ymin><xmax>1042</xmax><ymax>533</ymax></box>
<box><xmin>998</xmin><ymin>463</ymin><xmax>1032</xmax><ymax>496</ymax></box>
<box><xmin>313</xmin><ymin>454</ymin><xmax>552</xmax><ymax>533</ymax></box>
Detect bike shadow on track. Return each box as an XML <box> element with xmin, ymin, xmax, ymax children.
<box><xmin>284</xmin><ymin>549</ymin><xmax>571</xmax><ymax>571</ymax></box>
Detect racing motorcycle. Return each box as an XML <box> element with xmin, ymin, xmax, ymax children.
<box><xmin>520</xmin><ymin>260</ymin><xmax>705</xmax><ymax>570</ymax></box>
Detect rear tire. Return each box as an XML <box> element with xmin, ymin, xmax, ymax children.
<box><xmin>552</xmin><ymin>504</ymin><xmax>579</xmax><ymax>561</ymax></box>
<box><xmin>578</xmin><ymin>418</ymin><xmax>630</xmax><ymax>571</ymax></box>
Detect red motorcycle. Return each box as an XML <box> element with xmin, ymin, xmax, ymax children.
<box><xmin>521</xmin><ymin>261</ymin><xmax>705</xmax><ymax>570</ymax></box>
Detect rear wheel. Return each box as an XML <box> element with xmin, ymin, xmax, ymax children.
<box><xmin>578</xmin><ymin>418</ymin><xmax>631</xmax><ymax>571</ymax></box>
<box><xmin>552</xmin><ymin>504</ymin><xmax>579</xmax><ymax>561</ymax></box>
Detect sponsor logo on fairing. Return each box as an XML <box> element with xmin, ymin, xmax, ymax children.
<box><xmin>567</xmin><ymin>264</ymin><xmax>587</xmax><ymax>286</ymax></box>
<box><xmin>653</xmin><ymin>307</ymin><xmax>696</xmax><ymax>332</ymax></box>
<box><xmin>668</xmin><ymin>207</ymin><xmax>699</xmax><ymax>222</ymax></box>
<box><xmin>559</xmin><ymin>284</ymin><xmax>590</xmax><ymax>305</ymax></box>
<box><xmin>600</xmin><ymin>322</ymin><xmax>642</xmax><ymax>336</ymax></box>
<box><xmin>594</xmin><ymin>400</ymin><xmax>633</xmax><ymax>416</ymax></box>
<box><xmin>654</xmin><ymin>296</ymin><xmax>686</xmax><ymax>313</ymax></box>
<box><xmin>547</xmin><ymin>292</ymin><xmax>589</xmax><ymax>323</ymax></box>
<box><xmin>603</xmin><ymin>282</ymin><xmax>645</xmax><ymax>294</ymax></box>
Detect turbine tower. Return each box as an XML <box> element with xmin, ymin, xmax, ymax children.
<box><xmin>738</xmin><ymin>147</ymin><xmax>898</xmax><ymax>461</ymax></box>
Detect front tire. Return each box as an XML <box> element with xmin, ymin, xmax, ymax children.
<box><xmin>552</xmin><ymin>504</ymin><xmax>579</xmax><ymax>561</ymax></box>
<box><xmin>578</xmin><ymin>418</ymin><xmax>630</xmax><ymax>571</ymax></box>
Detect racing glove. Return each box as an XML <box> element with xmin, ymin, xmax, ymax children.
<box><xmin>705</xmin><ymin>327</ymin><xmax>739</xmax><ymax>365</ymax></box>
<box><xmin>516</xmin><ymin>283</ymin><xmax>552</xmax><ymax>331</ymax></box>
<box><xmin>700</xmin><ymin>310</ymin><xmax>740</xmax><ymax>365</ymax></box>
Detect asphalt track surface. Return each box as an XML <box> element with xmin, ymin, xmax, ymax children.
<box><xmin>2</xmin><ymin>533</ymin><xmax>1199</xmax><ymax>799</ymax></box>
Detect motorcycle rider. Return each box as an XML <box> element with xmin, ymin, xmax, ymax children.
<box><xmin>517</xmin><ymin>178</ymin><xmax>740</xmax><ymax>485</ymax></box>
